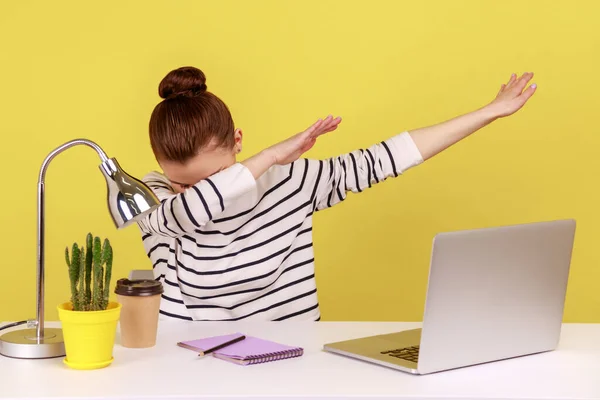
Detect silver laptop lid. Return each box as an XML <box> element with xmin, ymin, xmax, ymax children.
<box><xmin>417</xmin><ymin>219</ymin><xmax>576</xmax><ymax>374</ymax></box>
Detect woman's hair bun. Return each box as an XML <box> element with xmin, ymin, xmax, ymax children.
<box><xmin>158</xmin><ymin>66</ymin><xmax>207</xmax><ymax>100</ymax></box>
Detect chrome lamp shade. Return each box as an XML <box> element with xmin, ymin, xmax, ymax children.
<box><xmin>101</xmin><ymin>157</ymin><xmax>160</xmax><ymax>229</ymax></box>
<box><xmin>0</xmin><ymin>139</ymin><xmax>160</xmax><ymax>359</ymax></box>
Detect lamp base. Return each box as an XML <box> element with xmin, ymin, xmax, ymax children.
<box><xmin>0</xmin><ymin>328</ymin><xmax>65</xmax><ymax>359</ymax></box>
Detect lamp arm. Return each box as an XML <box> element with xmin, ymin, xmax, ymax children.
<box><xmin>36</xmin><ymin>139</ymin><xmax>110</xmax><ymax>339</ymax></box>
<box><xmin>38</xmin><ymin>139</ymin><xmax>109</xmax><ymax>184</ymax></box>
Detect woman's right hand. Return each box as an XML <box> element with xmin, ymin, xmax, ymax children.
<box><xmin>268</xmin><ymin>115</ymin><xmax>342</xmax><ymax>165</ymax></box>
<box><xmin>242</xmin><ymin>115</ymin><xmax>341</xmax><ymax>179</ymax></box>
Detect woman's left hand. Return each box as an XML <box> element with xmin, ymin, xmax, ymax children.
<box><xmin>487</xmin><ymin>72</ymin><xmax>537</xmax><ymax>118</ymax></box>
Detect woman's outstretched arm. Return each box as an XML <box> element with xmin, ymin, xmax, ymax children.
<box><xmin>306</xmin><ymin>72</ymin><xmax>536</xmax><ymax>210</ymax></box>
<box><xmin>410</xmin><ymin>72</ymin><xmax>536</xmax><ymax>160</ymax></box>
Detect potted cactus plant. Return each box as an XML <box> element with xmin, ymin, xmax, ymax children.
<box><xmin>57</xmin><ymin>233</ymin><xmax>121</xmax><ymax>370</ymax></box>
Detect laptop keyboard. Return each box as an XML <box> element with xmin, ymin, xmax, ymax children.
<box><xmin>381</xmin><ymin>345</ymin><xmax>420</xmax><ymax>363</ymax></box>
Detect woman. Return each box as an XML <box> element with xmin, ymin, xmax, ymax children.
<box><xmin>138</xmin><ymin>66</ymin><xmax>536</xmax><ymax>321</ymax></box>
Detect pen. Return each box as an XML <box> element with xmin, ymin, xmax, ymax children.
<box><xmin>198</xmin><ymin>335</ymin><xmax>246</xmax><ymax>357</ymax></box>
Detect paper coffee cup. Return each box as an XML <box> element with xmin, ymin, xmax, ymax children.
<box><xmin>115</xmin><ymin>278</ymin><xmax>163</xmax><ymax>348</ymax></box>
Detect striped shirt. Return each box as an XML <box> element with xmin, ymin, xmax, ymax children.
<box><xmin>137</xmin><ymin>132</ymin><xmax>423</xmax><ymax>321</ymax></box>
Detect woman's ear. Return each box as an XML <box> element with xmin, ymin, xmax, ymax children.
<box><xmin>233</xmin><ymin>128</ymin><xmax>243</xmax><ymax>154</ymax></box>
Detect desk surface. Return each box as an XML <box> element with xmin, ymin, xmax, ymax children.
<box><xmin>0</xmin><ymin>321</ymin><xmax>598</xmax><ymax>400</ymax></box>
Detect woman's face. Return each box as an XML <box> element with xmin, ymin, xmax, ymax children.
<box><xmin>160</xmin><ymin>130</ymin><xmax>242</xmax><ymax>193</ymax></box>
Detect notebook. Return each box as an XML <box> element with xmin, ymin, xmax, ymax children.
<box><xmin>177</xmin><ymin>333</ymin><xmax>304</xmax><ymax>365</ymax></box>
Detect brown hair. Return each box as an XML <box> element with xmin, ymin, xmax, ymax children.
<box><xmin>149</xmin><ymin>66</ymin><xmax>235</xmax><ymax>163</ymax></box>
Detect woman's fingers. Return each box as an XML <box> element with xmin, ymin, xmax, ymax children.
<box><xmin>320</xmin><ymin>115</ymin><xmax>334</xmax><ymax>130</ymax></box>
<box><xmin>496</xmin><ymin>72</ymin><xmax>534</xmax><ymax>102</ymax></box>
<box><xmin>308</xmin><ymin>118</ymin><xmax>324</xmax><ymax>134</ymax></box>
<box><xmin>505</xmin><ymin>73</ymin><xmax>517</xmax><ymax>89</ymax></box>
<box><xmin>324</xmin><ymin>124</ymin><xmax>340</xmax><ymax>134</ymax></box>
<box><xmin>299</xmin><ymin>115</ymin><xmax>342</xmax><ymax>155</ymax></box>
<box><xmin>322</xmin><ymin>115</ymin><xmax>341</xmax><ymax>131</ymax></box>
<box><xmin>320</xmin><ymin>116</ymin><xmax>341</xmax><ymax>134</ymax></box>
<box><xmin>497</xmin><ymin>83</ymin><xmax>506</xmax><ymax>96</ymax></box>
<box><xmin>518</xmin><ymin>83</ymin><xmax>537</xmax><ymax>104</ymax></box>
<box><xmin>513</xmin><ymin>72</ymin><xmax>534</xmax><ymax>94</ymax></box>
<box><xmin>309</xmin><ymin>115</ymin><xmax>341</xmax><ymax>138</ymax></box>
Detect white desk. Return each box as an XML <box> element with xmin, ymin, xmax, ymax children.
<box><xmin>0</xmin><ymin>321</ymin><xmax>599</xmax><ymax>400</ymax></box>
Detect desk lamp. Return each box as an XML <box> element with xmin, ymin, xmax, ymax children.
<box><xmin>0</xmin><ymin>139</ymin><xmax>160</xmax><ymax>359</ymax></box>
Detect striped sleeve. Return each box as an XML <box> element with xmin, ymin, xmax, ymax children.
<box><xmin>137</xmin><ymin>163</ymin><xmax>256</xmax><ymax>238</ymax></box>
<box><xmin>311</xmin><ymin>132</ymin><xmax>424</xmax><ymax>211</ymax></box>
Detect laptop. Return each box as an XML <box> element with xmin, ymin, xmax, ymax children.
<box><xmin>323</xmin><ymin>219</ymin><xmax>576</xmax><ymax>375</ymax></box>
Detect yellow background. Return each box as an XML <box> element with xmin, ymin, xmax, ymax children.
<box><xmin>0</xmin><ymin>1</ymin><xmax>598</xmax><ymax>323</ymax></box>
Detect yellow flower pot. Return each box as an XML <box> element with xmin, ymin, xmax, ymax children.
<box><xmin>57</xmin><ymin>301</ymin><xmax>122</xmax><ymax>370</ymax></box>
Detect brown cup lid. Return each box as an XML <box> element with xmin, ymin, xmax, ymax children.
<box><xmin>115</xmin><ymin>278</ymin><xmax>163</xmax><ymax>296</ymax></box>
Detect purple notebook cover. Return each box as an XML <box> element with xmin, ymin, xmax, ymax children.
<box><xmin>179</xmin><ymin>332</ymin><xmax>302</xmax><ymax>361</ymax></box>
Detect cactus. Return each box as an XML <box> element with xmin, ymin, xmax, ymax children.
<box><xmin>102</xmin><ymin>239</ymin><xmax>113</xmax><ymax>310</ymax></box>
<box><xmin>64</xmin><ymin>233</ymin><xmax>114</xmax><ymax>311</ymax></box>
<box><xmin>77</xmin><ymin>245</ymin><xmax>86</xmax><ymax>310</ymax></box>
<box><xmin>66</xmin><ymin>243</ymin><xmax>81</xmax><ymax>310</ymax></box>
<box><xmin>85</xmin><ymin>233</ymin><xmax>93</xmax><ymax>307</ymax></box>
<box><xmin>92</xmin><ymin>236</ymin><xmax>102</xmax><ymax>311</ymax></box>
